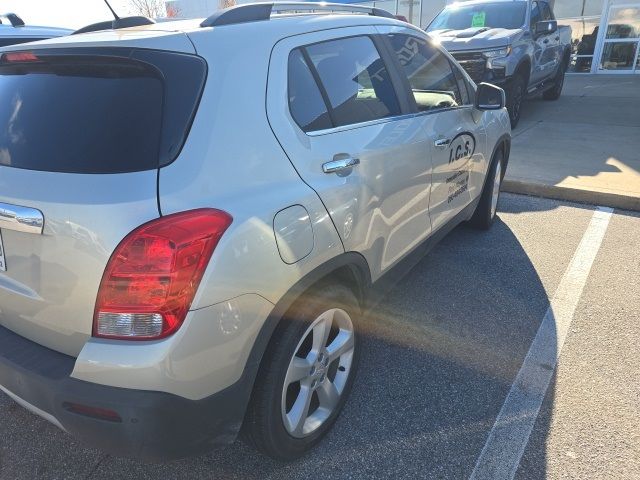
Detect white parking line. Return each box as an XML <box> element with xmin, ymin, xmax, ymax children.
<box><xmin>469</xmin><ymin>206</ymin><xmax>614</xmax><ymax>480</ymax></box>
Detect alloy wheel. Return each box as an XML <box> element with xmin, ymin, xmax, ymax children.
<box><xmin>281</xmin><ymin>308</ymin><xmax>355</xmax><ymax>438</ymax></box>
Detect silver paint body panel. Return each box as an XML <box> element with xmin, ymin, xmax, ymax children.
<box><xmin>0</xmin><ymin>168</ymin><xmax>159</xmax><ymax>357</ymax></box>
<box><xmin>0</xmin><ymin>14</ymin><xmax>510</xmax><ymax>400</ymax></box>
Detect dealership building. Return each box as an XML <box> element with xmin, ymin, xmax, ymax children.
<box><xmin>167</xmin><ymin>0</ymin><xmax>640</xmax><ymax>74</ymax></box>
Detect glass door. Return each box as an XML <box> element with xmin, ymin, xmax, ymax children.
<box><xmin>598</xmin><ymin>4</ymin><xmax>640</xmax><ymax>72</ymax></box>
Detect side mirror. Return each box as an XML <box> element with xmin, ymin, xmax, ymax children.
<box><xmin>475</xmin><ymin>83</ymin><xmax>505</xmax><ymax>110</ymax></box>
<box><xmin>535</xmin><ymin>20</ymin><xmax>557</xmax><ymax>36</ymax></box>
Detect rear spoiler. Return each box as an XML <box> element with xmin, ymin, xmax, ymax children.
<box><xmin>73</xmin><ymin>16</ymin><xmax>155</xmax><ymax>35</ymax></box>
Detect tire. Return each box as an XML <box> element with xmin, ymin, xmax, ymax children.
<box><xmin>243</xmin><ymin>284</ymin><xmax>360</xmax><ymax>460</ymax></box>
<box><xmin>506</xmin><ymin>73</ymin><xmax>525</xmax><ymax>128</ymax></box>
<box><xmin>469</xmin><ymin>148</ymin><xmax>504</xmax><ymax>230</ymax></box>
<box><xmin>543</xmin><ymin>60</ymin><xmax>567</xmax><ymax>101</ymax></box>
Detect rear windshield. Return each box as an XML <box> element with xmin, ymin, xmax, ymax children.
<box><xmin>427</xmin><ymin>2</ymin><xmax>527</xmax><ymax>31</ymax></box>
<box><xmin>0</xmin><ymin>48</ymin><xmax>206</xmax><ymax>174</ymax></box>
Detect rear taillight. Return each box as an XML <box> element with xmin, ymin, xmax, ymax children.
<box><xmin>93</xmin><ymin>209</ymin><xmax>232</xmax><ymax>340</ymax></box>
<box><xmin>1</xmin><ymin>51</ymin><xmax>39</xmax><ymax>63</ymax></box>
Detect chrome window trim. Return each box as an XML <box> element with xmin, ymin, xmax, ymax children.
<box><xmin>306</xmin><ymin>105</ymin><xmax>474</xmax><ymax>137</ymax></box>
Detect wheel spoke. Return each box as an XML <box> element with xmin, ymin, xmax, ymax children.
<box><xmin>286</xmin><ymin>384</ymin><xmax>314</xmax><ymax>436</ymax></box>
<box><xmin>281</xmin><ymin>306</ymin><xmax>356</xmax><ymax>438</ymax></box>
<box><xmin>285</xmin><ymin>356</ymin><xmax>312</xmax><ymax>386</ymax></box>
<box><xmin>316</xmin><ymin>379</ymin><xmax>340</xmax><ymax>410</ymax></box>
<box><xmin>312</xmin><ymin>310</ymin><xmax>333</xmax><ymax>352</ymax></box>
<box><xmin>491</xmin><ymin>162</ymin><xmax>501</xmax><ymax>217</ymax></box>
<box><xmin>326</xmin><ymin>329</ymin><xmax>354</xmax><ymax>362</ymax></box>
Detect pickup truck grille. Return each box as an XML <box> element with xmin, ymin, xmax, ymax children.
<box><xmin>451</xmin><ymin>52</ymin><xmax>486</xmax><ymax>83</ymax></box>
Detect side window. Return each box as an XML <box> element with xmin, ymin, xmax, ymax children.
<box><xmin>305</xmin><ymin>36</ymin><xmax>401</xmax><ymax>128</ymax></box>
<box><xmin>530</xmin><ymin>1</ymin><xmax>541</xmax><ymax>28</ymax></box>
<box><xmin>541</xmin><ymin>2</ymin><xmax>553</xmax><ymax>20</ymax></box>
<box><xmin>387</xmin><ymin>34</ymin><xmax>462</xmax><ymax>112</ymax></box>
<box><xmin>288</xmin><ymin>49</ymin><xmax>332</xmax><ymax>132</ymax></box>
<box><xmin>451</xmin><ymin>62</ymin><xmax>471</xmax><ymax>105</ymax></box>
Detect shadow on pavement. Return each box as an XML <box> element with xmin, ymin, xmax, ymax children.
<box><xmin>0</xmin><ymin>213</ymin><xmax>557</xmax><ymax>480</ymax></box>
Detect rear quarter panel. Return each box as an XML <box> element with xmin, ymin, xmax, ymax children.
<box><xmin>158</xmin><ymin>26</ymin><xmax>345</xmax><ymax>309</ymax></box>
<box><xmin>87</xmin><ymin>26</ymin><xmax>349</xmax><ymax>399</ymax></box>
<box><xmin>0</xmin><ymin>169</ymin><xmax>159</xmax><ymax>356</ymax></box>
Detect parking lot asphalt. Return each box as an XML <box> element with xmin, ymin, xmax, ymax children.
<box><xmin>1</xmin><ymin>193</ymin><xmax>638</xmax><ymax>480</ymax></box>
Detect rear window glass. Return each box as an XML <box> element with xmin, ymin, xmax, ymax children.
<box><xmin>0</xmin><ymin>48</ymin><xmax>206</xmax><ymax>174</ymax></box>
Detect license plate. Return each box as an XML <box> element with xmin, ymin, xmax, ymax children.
<box><xmin>0</xmin><ymin>230</ymin><xmax>6</xmax><ymax>271</ymax></box>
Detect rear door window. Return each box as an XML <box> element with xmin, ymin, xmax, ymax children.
<box><xmin>387</xmin><ymin>34</ymin><xmax>462</xmax><ymax>111</ymax></box>
<box><xmin>451</xmin><ymin>62</ymin><xmax>472</xmax><ymax>105</ymax></box>
<box><xmin>304</xmin><ymin>36</ymin><xmax>401</xmax><ymax>128</ymax></box>
<box><xmin>0</xmin><ymin>48</ymin><xmax>206</xmax><ymax>174</ymax></box>
<box><xmin>288</xmin><ymin>48</ymin><xmax>332</xmax><ymax>132</ymax></box>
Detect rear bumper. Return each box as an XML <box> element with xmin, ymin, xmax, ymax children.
<box><xmin>0</xmin><ymin>325</ymin><xmax>253</xmax><ymax>461</ymax></box>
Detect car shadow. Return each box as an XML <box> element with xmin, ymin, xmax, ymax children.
<box><xmin>0</xmin><ymin>209</ymin><xmax>558</xmax><ymax>479</ymax></box>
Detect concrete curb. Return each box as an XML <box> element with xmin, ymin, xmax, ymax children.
<box><xmin>502</xmin><ymin>179</ymin><xmax>640</xmax><ymax>212</ymax></box>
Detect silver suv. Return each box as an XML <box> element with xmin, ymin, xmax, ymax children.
<box><xmin>0</xmin><ymin>2</ymin><xmax>510</xmax><ymax>461</ymax></box>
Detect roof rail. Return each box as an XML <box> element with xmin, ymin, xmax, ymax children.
<box><xmin>0</xmin><ymin>13</ymin><xmax>25</xmax><ymax>27</ymax></box>
<box><xmin>200</xmin><ymin>2</ymin><xmax>395</xmax><ymax>28</ymax></box>
<box><xmin>72</xmin><ymin>16</ymin><xmax>155</xmax><ymax>35</ymax></box>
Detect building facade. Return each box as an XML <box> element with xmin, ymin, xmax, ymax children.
<box><xmin>167</xmin><ymin>0</ymin><xmax>640</xmax><ymax>73</ymax></box>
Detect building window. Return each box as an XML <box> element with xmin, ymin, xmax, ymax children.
<box><xmin>562</xmin><ymin>16</ymin><xmax>602</xmax><ymax>73</ymax></box>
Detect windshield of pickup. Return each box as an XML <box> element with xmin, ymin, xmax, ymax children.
<box><xmin>427</xmin><ymin>2</ymin><xmax>527</xmax><ymax>31</ymax></box>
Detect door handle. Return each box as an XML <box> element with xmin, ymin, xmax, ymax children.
<box><xmin>434</xmin><ymin>138</ymin><xmax>451</xmax><ymax>148</ymax></box>
<box><xmin>322</xmin><ymin>155</ymin><xmax>360</xmax><ymax>174</ymax></box>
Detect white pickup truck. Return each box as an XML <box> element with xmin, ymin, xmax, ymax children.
<box><xmin>427</xmin><ymin>0</ymin><xmax>571</xmax><ymax>127</ymax></box>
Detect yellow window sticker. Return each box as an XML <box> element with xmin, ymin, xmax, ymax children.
<box><xmin>471</xmin><ymin>11</ymin><xmax>486</xmax><ymax>27</ymax></box>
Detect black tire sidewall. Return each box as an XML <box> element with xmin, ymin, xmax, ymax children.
<box><xmin>244</xmin><ymin>284</ymin><xmax>361</xmax><ymax>460</ymax></box>
<box><xmin>470</xmin><ymin>149</ymin><xmax>504</xmax><ymax>230</ymax></box>
<box><xmin>543</xmin><ymin>62</ymin><xmax>566</xmax><ymax>100</ymax></box>
<box><xmin>507</xmin><ymin>74</ymin><xmax>525</xmax><ymax>128</ymax></box>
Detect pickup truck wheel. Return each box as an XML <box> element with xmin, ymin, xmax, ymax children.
<box><xmin>506</xmin><ymin>74</ymin><xmax>525</xmax><ymax>128</ymax></box>
<box><xmin>469</xmin><ymin>148</ymin><xmax>504</xmax><ymax>230</ymax></box>
<box><xmin>543</xmin><ymin>62</ymin><xmax>566</xmax><ymax>100</ymax></box>
<box><xmin>243</xmin><ymin>284</ymin><xmax>360</xmax><ymax>460</ymax></box>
